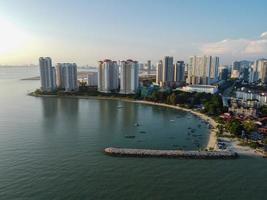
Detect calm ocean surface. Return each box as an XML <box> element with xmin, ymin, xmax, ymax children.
<box><xmin>0</xmin><ymin>67</ymin><xmax>266</xmax><ymax>200</ymax></box>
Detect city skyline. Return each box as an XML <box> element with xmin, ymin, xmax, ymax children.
<box><xmin>0</xmin><ymin>0</ymin><xmax>267</xmax><ymax>66</ymax></box>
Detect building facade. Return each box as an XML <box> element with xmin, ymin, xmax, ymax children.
<box><xmin>56</xmin><ymin>63</ymin><xmax>78</xmax><ymax>92</ymax></box>
<box><xmin>87</xmin><ymin>72</ymin><xmax>98</xmax><ymax>86</ymax></box>
<box><xmin>220</xmin><ymin>67</ymin><xmax>229</xmax><ymax>80</ymax></box>
<box><xmin>120</xmin><ymin>59</ymin><xmax>139</xmax><ymax>94</ymax></box>
<box><xmin>147</xmin><ymin>60</ymin><xmax>151</xmax><ymax>74</ymax></box>
<box><xmin>39</xmin><ymin>57</ymin><xmax>56</xmax><ymax>92</ymax></box>
<box><xmin>98</xmin><ymin>59</ymin><xmax>119</xmax><ymax>93</ymax></box>
<box><xmin>249</xmin><ymin>59</ymin><xmax>267</xmax><ymax>83</ymax></box>
<box><xmin>187</xmin><ymin>56</ymin><xmax>219</xmax><ymax>85</ymax></box>
<box><xmin>174</xmin><ymin>61</ymin><xmax>185</xmax><ymax>83</ymax></box>
<box><xmin>162</xmin><ymin>56</ymin><xmax>174</xmax><ymax>84</ymax></box>
<box><xmin>156</xmin><ymin>60</ymin><xmax>163</xmax><ymax>85</ymax></box>
<box><xmin>181</xmin><ymin>85</ymin><xmax>218</xmax><ymax>94</ymax></box>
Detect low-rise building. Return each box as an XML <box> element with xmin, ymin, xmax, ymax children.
<box><xmin>236</xmin><ymin>88</ymin><xmax>267</xmax><ymax>106</ymax></box>
<box><xmin>180</xmin><ymin>85</ymin><xmax>218</xmax><ymax>94</ymax></box>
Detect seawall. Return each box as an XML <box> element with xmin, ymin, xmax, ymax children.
<box><xmin>104</xmin><ymin>147</ymin><xmax>238</xmax><ymax>159</ymax></box>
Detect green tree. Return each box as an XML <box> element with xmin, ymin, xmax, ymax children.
<box><xmin>243</xmin><ymin>120</ymin><xmax>256</xmax><ymax>133</ymax></box>
<box><xmin>169</xmin><ymin>93</ymin><xmax>177</xmax><ymax>105</ymax></box>
<box><xmin>225</xmin><ymin>119</ymin><xmax>243</xmax><ymax>136</ymax></box>
<box><xmin>259</xmin><ymin>105</ymin><xmax>267</xmax><ymax>116</ymax></box>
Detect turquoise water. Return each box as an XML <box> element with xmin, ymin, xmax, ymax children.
<box><xmin>0</xmin><ymin>67</ymin><xmax>266</xmax><ymax>200</ymax></box>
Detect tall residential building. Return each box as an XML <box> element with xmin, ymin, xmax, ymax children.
<box><xmin>257</xmin><ymin>59</ymin><xmax>267</xmax><ymax>83</ymax></box>
<box><xmin>147</xmin><ymin>60</ymin><xmax>151</xmax><ymax>74</ymax></box>
<box><xmin>156</xmin><ymin>60</ymin><xmax>163</xmax><ymax>85</ymax></box>
<box><xmin>232</xmin><ymin>61</ymin><xmax>241</xmax><ymax>71</ymax></box>
<box><xmin>162</xmin><ymin>56</ymin><xmax>174</xmax><ymax>83</ymax></box>
<box><xmin>120</xmin><ymin>59</ymin><xmax>139</xmax><ymax>94</ymax></box>
<box><xmin>249</xmin><ymin>59</ymin><xmax>267</xmax><ymax>83</ymax></box>
<box><xmin>87</xmin><ymin>72</ymin><xmax>98</xmax><ymax>86</ymax></box>
<box><xmin>261</xmin><ymin>61</ymin><xmax>267</xmax><ymax>83</ymax></box>
<box><xmin>219</xmin><ymin>67</ymin><xmax>229</xmax><ymax>80</ymax></box>
<box><xmin>232</xmin><ymin>60</ymin><xmax>252</xmax><ymax>81</ymax></box>
<box><xmin>56</xmin><ymin>63</ymin><xmax>78</xmax><ymax>91</ymax></box>
<box><xmin>39</xmin><ymin>57</ymin><xmax>56</xmax><ymax>92</ymax></box>
<box><xmin>174</xmin><ymin>61</ymin><xmax>185</xmax><ymax>82</ymax></box>
<box><xmin>56</xmin><ymin>63</ymin><xmax>64</xmax><ymax>89</ymax></box>
<box><xmin>98</xmin><ymin>59</ymin><xmax>119</xmax><ymax>93</ymax></box>
<box><xmin>187</xmin><ymin>56</ymin><xmax>219</xmax><ymax>85</ymax></box>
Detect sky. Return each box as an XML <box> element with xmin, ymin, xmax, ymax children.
<box><xmin>0</xmin><ymin>0</ymin><xmax>266</xmax><ymax>66</ymax></box>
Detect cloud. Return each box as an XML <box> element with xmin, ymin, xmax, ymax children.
<box><xmin>260</xmin><ymin>32</ymin><xmax>267</xmax><ymax>39</ymax></box>
<box><xmin>200</xmin><ymin>32</ymin><xmax>267</xmax><ymax>62</ymax></box>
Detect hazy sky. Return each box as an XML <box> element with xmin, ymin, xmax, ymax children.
<box><xmin>0</xmin><ymin>0</ymin><xmax>266</xmax><ymax>66</ymax></box>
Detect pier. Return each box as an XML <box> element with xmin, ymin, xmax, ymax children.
<box><xmin>104</xmin><ymin>147</ymin><xmax>238</xmax><ymax>159</ymax></box>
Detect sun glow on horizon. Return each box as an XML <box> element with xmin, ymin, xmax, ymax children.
<box><xmin>0</xmin><ymin>18</ymin><xmax>31</xmax><ymax>54</ymax></box>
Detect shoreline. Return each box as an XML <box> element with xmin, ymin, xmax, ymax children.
<box><xmin>30</xmin><ymin>93</ymin><xmax>265</xmax><ymax>157</ymax></box>
<box><xmin>30</xmin><ymin>93</ymin><xmax>218</xmax><ymax>150</ymax></box>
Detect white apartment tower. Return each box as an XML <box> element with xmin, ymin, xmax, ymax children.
<box><xmin>39</xmin><ymin>57</ymin><xmax>56</xmax><ymax>92</ymax></box>
<box><xmin>187</xmin><ymin>56</ymin><xmax>219</xmax><ymax>85</ymax></box>
<box><xmin>156</xmin><ymin>60</ymin><xmax>163</xmax><ymax>85</ymax></box>
<box><xmin>249</xmin><ymin>59</ymin><xmax>267</xmax><ymax>83</ymax></box>
<box><xmin>98</xmin><ymin>59</ymin><xmax>119</xmax><ymax>93</ymax></box>
<box><xmin>56</xmin><ymin>63</ymin><xmax>78</xmax><ymax>92</ymax></box>
<box><xmin>120</xmin><ymin>59</ymin><xmax>139</xmax><ymax>94</ymax></box>
<box><xmin>87</xmin><ymin>72</ymin><xmax>98</xmax><ymax>86</ymax></box>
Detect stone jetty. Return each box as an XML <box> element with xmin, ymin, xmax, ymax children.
<box><xmin>104</xmin><ymin>147</ymin><xmax>238</xmax><ymax>159</ymax></box>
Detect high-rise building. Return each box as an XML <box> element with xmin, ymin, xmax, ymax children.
<box><xmin>162</xmin><ymin>56</ymin><xmax>174</xmax><ymax>83</ymax></box>
<box><xmin>257</xmin><ymin>59</ymin><xmax>267</xmax><ymax>83</ymax></box>
<box><xmin>98</xmin><ymin>59</ymin><xmax>119</xmax><ymax>93</ymax></box>
<box><xmin>261</xmin><ymin>61</ymin><xmax>267</xmax><ymax>83</ymax></box>
<box><xmin>87</xmin><ymin>72</ymin><xmax>98</xmax><ymax>86</ymax></box>
<box><xmin>231</xmin><ymin>70</ymin><xmax>240</xmax><ymax>79</ymax></box>
<box><xmin>249</xmin><ymin>59</ymin><xmax>267</xmax><ymax>83</ymax></box>
<box><xmin>187</xmin><ymin>56</ymin><xmax>219</xmax><ymax>85</ymax></box>
<box><xmin>56</xmin><ymin>64</ymin><xmax>64</xmax><ymax>89</ymax></box>
<box><xmin>39</xmin><ymin>57</ymin><xmax>56</xmax><ymax>92</ymax></box>
<box><xmin>56</xmin><ymin>63</ymin><xmax>78</xmax><ymax>91</ymax></box>
<box><xmin>156</xmin><ymin>60</ymin><xmax>163</xmax><ymax>85</ymax></box>
<box><xmin>139</xmin><ymin>63</ymin><xmax>144</xmax><ymax>71</ymax></box>
<box><xmin>232</xmin><ymin>60</ymin><xmax>252</xmax><ymax>81</ymax></box>
<box><xmin>147</xmin><ymin>60</ymin><xmax>151</xmax><ymax>74</ymax></box>
<box><xmin>174</xmin><ymin>61</ymin><xmax>185</xmax><ymax>82</ymax></box>
<box><xmin>232</xmin><ymin>61</ymin><xmax>241</xmax><ymax>71</ymax></box>
<box><xmin>219</xmin><ymin>67</ymin><xmax>229</xmax><ymax>80</ymax></box>
<box><xmin>120</xmin><ymin>59</ymin><xmax>139</xmax><ymax>94</ymax></box>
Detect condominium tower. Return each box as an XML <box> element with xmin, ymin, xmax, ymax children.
<box><xmin>39</xmin><ymin>57</ymin><xmax>56</xmax><ymax>92</ymax></box>
<box><xmin>187</xmin><ymin>56</ymin><xmax>219</xmax><ymax>85</ymax></box>
<box><xmin>174</xmin><ymin>61</ymin><xmax>185</xmax><ymax>82</ymax></box>
<box><xmin>249</xmin><ymin>59</ymin><xmax>267</xmax><ymax>83</ymax></box>
<box><xmin>98</xmin><ymin>59</ymin><xmax>119</xmax><ymax>93</ymax></box>
<box><xmin>120</xmin><ymin>59</ymin><xmax>139</xmax><ymax>94</ymax></box>
<box><xmin>87</xmin><ymin>72</ymin><xmax>98</xmax><ymax>86</ymax></box>
<box><xmin>156</xmin><ymin>60</ymin><xmax>163</xmax><ymax>85</ymax></box>
<box><xmin>56</xmin><ymin>63</ymin><xmax>78</xmax><ymax>92</ymax></box>
<box><xmin>162</xmin><ymin>56</ymin><xmax>174</xmax><ymax>83</ymax></box>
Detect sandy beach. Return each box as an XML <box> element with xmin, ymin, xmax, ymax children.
<box><xmin>218</xmin><ymin>137</ymin><xmax>264</xmax><ymax>157</ymax></box>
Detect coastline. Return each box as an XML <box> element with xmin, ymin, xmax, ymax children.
<box><xmin>30</xmin><ymin>93</ymin><xmax>218</xmax><ymax>150</ymax></box>
<box><xmin>30</xmin><ymin>93</ymin><xmax>265</xmax><ymax>157</ymax></box>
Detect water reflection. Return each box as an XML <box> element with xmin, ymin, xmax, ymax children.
<box><xmin>41</xmin><ymin>98</ymin><xmax>58</xmax><ymax>119</ymax></box>
<box><xmin>41</xmin><ymin>97</ymin><xmax>79</xmax><ymax>136</ymax></box>
<box><xmin>118</xmin><ymin>102</ymin><xmax>138</xmax><ymax>137</ymax></box>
